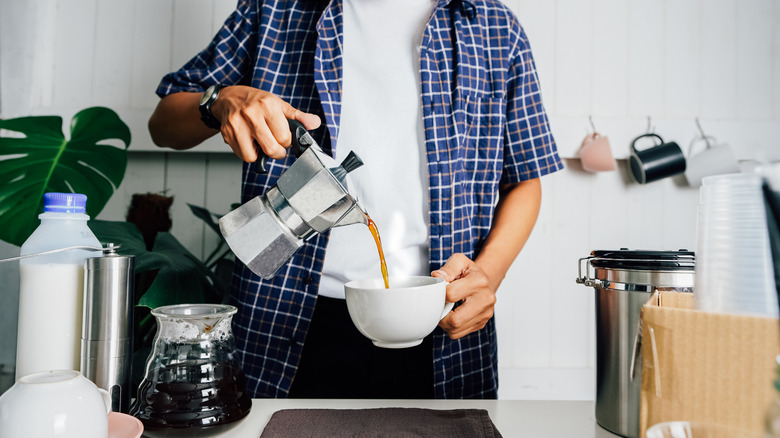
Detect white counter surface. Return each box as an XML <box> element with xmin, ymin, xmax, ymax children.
<box><xmin>203</xmin><ymin>399</ymin><xmax>621</xmax><ymax>437</ymax></box>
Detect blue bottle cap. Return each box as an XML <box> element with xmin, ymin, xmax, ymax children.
<box><xmin>43</xmin><ymin>192</ymin><xmax>87</xmax><ymax>213</ymax></box>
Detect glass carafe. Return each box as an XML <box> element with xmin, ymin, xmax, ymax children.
<box><xmin>130</xmin><ymin>304</ymin><xmax>251</xmax><ymax>437</ymax></box>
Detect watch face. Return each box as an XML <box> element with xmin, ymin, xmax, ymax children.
<box><xmin>200</xmin><ymin>85</ymin><xmax>216</xmax><ymax>106</ymax></box>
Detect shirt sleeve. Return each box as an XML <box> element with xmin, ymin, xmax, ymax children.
<box><xmin>500</xmin><ymin>24</ymin><xmax>563</xmax><ymax>185</ymax></box>
<box><xmin>156</xmin><ymin>0</ymin><xmax>257</xmax><ymax>97</ymax></box>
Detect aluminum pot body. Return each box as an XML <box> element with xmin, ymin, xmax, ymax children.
<box><xmin>578</xmin><ymin>250</ymin><xmax>695</xmax><ymax>438</ymax></box>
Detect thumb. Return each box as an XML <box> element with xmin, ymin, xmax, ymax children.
<box><xmin>431</xmin><ymin>269</ymin><xmax>451</xmax><ymax>282</ymax></box>
<box><xmin>431</xmin><ymin>254</ymin><xmax>470</xmax><ymax>282</ymax></box>
<box><xmin>281</xmin><ymin>102</ymin><xmax>322</xmax><ymax>131</ymax></box>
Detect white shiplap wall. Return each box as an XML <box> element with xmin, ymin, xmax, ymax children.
<box><xmin>1</xmin><ymin>0</ymin><xmax>778</xmax><ymax>399</ymax></box>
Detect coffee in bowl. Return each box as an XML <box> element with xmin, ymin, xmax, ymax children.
<box><xmin>344</xmin><ymin>276</ymin><xmax>454</xmax><ymax>348</ymax></box>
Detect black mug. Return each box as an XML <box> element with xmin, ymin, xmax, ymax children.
<box><xmin>629</xmin><ymin>133</ymin><xmax>686</xmax><ymax>184</ymax></box>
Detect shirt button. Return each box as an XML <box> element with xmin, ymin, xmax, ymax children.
<box><xmin>303</xmin><ymin>275</ymin><xmax>313</xmax><ymax>285</ymax></box>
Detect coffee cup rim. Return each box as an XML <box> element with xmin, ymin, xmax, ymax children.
<box><xmin>345</xmin><ymin>275</ymin><xmax>444</xmax><ymax>291</ymax></box>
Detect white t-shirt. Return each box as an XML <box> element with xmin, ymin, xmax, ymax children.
<box><xmin>318</xmin><ymin>0</ymin><xmax>435</xmax><ymax>299</ymax></box>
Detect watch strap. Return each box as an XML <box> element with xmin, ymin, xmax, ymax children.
<box><xmin>199</xmin><ymin>84</ymin><xmax>223</xmax><ymax>129</ymax></box>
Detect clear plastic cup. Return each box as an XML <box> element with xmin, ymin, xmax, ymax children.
<box><xmin>694</xmin><ymin>172</ymin><xmax>778</xmax><ymax>317</ymax></box>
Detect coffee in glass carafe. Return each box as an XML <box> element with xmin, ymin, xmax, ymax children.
<box><xmin>130</xmin><ymin>304</ymin><xmax>251</xmax><ymax>436</ymax></box>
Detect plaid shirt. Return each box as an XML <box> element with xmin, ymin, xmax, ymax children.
<box><xmin>157</xmin><ymin>0</ymin><xmax>562</xmax><ymax>399</ymax></box>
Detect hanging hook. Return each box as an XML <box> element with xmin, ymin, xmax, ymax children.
<box><xmin>695</xmin><ymin>117</ymin><xmax>712</xmax><ymax>148</ymax></box>
<box><xmin>646</xmin><ymin>116</ymin><xmax>654</xmax><ymax>134</ymax></box>
<box><xmin>589</xmin><ymin>115</ymin><xmax>597</xmax><ymax>133</ymax></box>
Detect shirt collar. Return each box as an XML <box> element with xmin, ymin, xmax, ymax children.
<box><xmin>438</xmin><ymin>0</ymin><xmax>477</xmax><ymax>18</ymax></box>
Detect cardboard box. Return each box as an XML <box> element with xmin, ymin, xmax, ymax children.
<box><xmin>640</xmin><ymin>291</ymin><xmax>780</xmax><ymax>437</ymax></box>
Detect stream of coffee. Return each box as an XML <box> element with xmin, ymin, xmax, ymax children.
<box><xmin>366</xmin><ymin>215</ymin><xmax>390</xmax><ymax>289</ymax></box>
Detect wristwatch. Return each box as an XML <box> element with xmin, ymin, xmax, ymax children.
<box><xmin>199</xmin><ymin>84</ymin><xmax>223</xmax><ymax>129</ymax></box>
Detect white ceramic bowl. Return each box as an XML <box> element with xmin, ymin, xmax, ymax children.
<box><xmin>345</xmin><ymin>276</ymin><xmax>453</xmax><ymax>348</ymax></box>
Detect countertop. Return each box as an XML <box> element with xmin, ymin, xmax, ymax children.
<box><xmin>202</xmin><ymin>399</ymin><xmax>621</xmax><ymax>437</ymax></box>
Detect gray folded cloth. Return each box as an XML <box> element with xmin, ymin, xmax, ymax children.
<box><xmin>259</xmin><ymin>407</ymin><xmax>503</xmax><ymax>438</ymax></box>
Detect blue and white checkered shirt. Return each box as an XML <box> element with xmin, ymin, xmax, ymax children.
<box><xmin>157</xmin><ymin>0</ymin><xmax>562</xmax><ymax>399</ymax></box>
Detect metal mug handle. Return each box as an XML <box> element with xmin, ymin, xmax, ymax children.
<box><xmin>254</xmin><ymin>119</ymin><xmax>314</xmax><ymax>174</ymax></box>
<box><xmin>630</xmin><ymin>133</ymin><xmax>664</xmax><ymax>154</ymax></box>
<box><xmin>687</xmin><ymin>135</ymin><xmax>717</xmax><ymax>157</ymax></box>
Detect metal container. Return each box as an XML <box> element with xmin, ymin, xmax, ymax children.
<box><xmin>577</xmin><ymin>249</ymin><xmax>695</xmax><ymax>438</ymax></box>
<box><xmin>81</xmin><ymin>243</ymin><xmax>134</xmax><ymax>413</ymax></box>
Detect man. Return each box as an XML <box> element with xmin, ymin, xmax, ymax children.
<box><xmin>148</xmin><ymin>0</ymin><xmax>562</xmax><ymax>399</ymax></box>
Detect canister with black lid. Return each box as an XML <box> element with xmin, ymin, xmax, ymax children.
<box><xmin>576</xmin><ymin>249</ymin><xmax>695</xmax><ymax>438</ymax></box>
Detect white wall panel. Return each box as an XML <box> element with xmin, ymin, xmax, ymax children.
<box><xmin>587</xmin><ymin>163</ymin><xmax>631</xmax><ymax>249</ymax></box>
<box><xmin>626</xmin><ymin>0</ymin><xmax>665</xmax><ymax>118</ymax></box>
<box><xmin>548</xmin><ymin>167</ymin><xmax>591</xmax><ymax>368</ymax></box>
<box><xmin>212</xmin><ymin>0</ymin><xmax>237</xmax><ymax>34</ymax></box>
<box><xmin>554</xmin><ymin>0</ymin><xmax>593</xmax><ymax>117</ymax></box>
<box><xmin>165</xmin><ymin>154</ymin><xmax>208</xmax><ymax>258</ymax></box>
<box><xmin>498</xmin><ymin>176</ymin><xmax>555</xmax><ymax>369</ymax></box>
<box><xmin>624</xmin><ymin>176</ymin><xmax>668</xmax><ymax>248</ymax></box>
<box><xmin>51</xmin><ymin>0</ymin><xmax>97</xmax><ymax>109</ymax></box>
<box><xmin>737</xmin><ymin>0</ymin><xmax>775</xmax><ymax>120</ymax></box>
<box><xmin>700</xmin><ymin>0</ymin><xmax>738</xmax><ymax>120</ymax></box>
<box><xmin>201</xmin><ymin>154</ymin><xmax>243</xmax><ymax>260</ymax></box>
<box><xmin>592</xmin><ymin>0</ymin><xmax>628</xmax><ymax>117</ymax></box>
<box><xmin>506</xmin><ymin>0</ymin><xmax>557</xmax><ymax>115</ymax></box>
<box><xmin>775</xmin><ymin>0</ymin><xmax>780</xmax><ymax>120</ymax></box>
<box><xmin>660</xmin><ymin>180</ymin><xmax>699</xmax><ymax>251</ymax></box>
<box><xmin>0</xmin><ymin>0</ymin><xmax>37</xmax><ymax>115</ymax></box>
<box><xmin>664</xmin><ymin>0</ymin><xmax>700</xmax><ymax>119</ymax></box>
<box><xmin>92</xmin><ymin>0</ymin><xmax>134</xmax><ymax>109</ymax></box>
<box><xmin>171</xmin><ymin>0</ymin><xmax>214</xmax><ymax>70</ymax></box>
<box><xmin>131</xmin><ymin>0</ymin><xmax>174</xmax><ymax>110</ymax></box>
<box><xmin>98</xmin><ymin>153</ymin><xmax>168</xmax><ymax>222</ymax></box>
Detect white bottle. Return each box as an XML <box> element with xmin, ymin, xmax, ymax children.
<box><xmin>15</xmin><ymin>193</ymin><xmax>102</xmax><ymax>379</ymax></box>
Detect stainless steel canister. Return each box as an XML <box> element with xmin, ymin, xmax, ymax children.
<box><xmin>81</xmin><ymin>243</ymin><xmax>134</xmax><ymax>413</ymax></box>
<box><xmin>576</xmin><ymin>249</ymin><xmax>694</xmax><ymax>438</ymax></box>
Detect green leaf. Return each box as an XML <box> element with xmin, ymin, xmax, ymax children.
<box><xmin>88</xmin><ymin>220</ymin><xmax>147</xmax><ymax>257</ymax></box>
<box><xmin>138</xmin><ymin>232</ymin><xmax>220</xmax><ymax>308</ymax></box>
<box><xmin>187</xmin><ymin>203</ymin><xmax>222</xmax><ymax>236</ymax></box>
<box><xmin>89</xmin><ymin>220</ymin><xmax>220</xmax><ymax>310</ymax></box>
<box><xmin>0</xmin><ymin>107</ymin><xmax>131</xmax><ymax>246</ymax></box>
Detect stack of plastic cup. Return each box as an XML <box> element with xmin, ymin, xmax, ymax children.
<box><xmin>694</xmin><ymin>172</ymin><xmax>779</xmax><ymax>317</ymax></box>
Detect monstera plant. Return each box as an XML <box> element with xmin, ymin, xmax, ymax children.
<box><xmin>0</xmin><ymin>107</ymin><xmax>227</xmax><ymax>304</ymax></box>
<box><xmin>0</xmin><ymin>107</ymin><xmax>130</xmax><ymax>246</ymax></box>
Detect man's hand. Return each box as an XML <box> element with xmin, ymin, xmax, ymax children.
<box><xmin>147</xmin><ymin>86</ymin><xmax>321</xmax><ymax>161</ymax></box>
<box><xmin>212</xmin><ymin>85</ymin><xmax>321</xmax><ymax>163</ymax></box>
<box><xmin>432</xmin><ymin>253</ymin><xmax>497</xmax><ymax>339</ymax></box>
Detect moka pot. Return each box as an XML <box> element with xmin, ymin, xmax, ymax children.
<box><xmin>219</xmin><ymin>120</ymin><xmax>367</xmax><ymax>279</ymax></box>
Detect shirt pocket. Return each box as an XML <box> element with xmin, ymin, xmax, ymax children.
<box><xmin>452</xmin><ymin>89</ymin><xmax>506</xmax><ymax>181</ymax></box>
<box><xmin>449</xmin><ymin>90</ymin><xmax>507</xmax><ymax>241</ymax></box>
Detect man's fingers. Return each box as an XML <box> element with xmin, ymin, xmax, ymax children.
<box><xmin>281</xmin><ymin>102</ymin><xmax>322</xmax><ymax>131</ymax></box>
<box><xmin>266</xmin><ymin>112</ymin><xmax>293</xmax><ymax>149</ymax></box>
<box><xmin>439</xmin><ymin>299</ymin><xmax>495</xmax><ymax>339</ymax></box>
<box><xmin>230</xmin><ymin>125</ymin><xmax>258</xmax><ymax>162</ymax></box>
<box><xmin>252</xmin><ymin>121</ymin><xmax>287</xmax><ymax>160</ymax></box>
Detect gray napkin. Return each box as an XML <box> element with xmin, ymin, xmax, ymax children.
<box><xmin>259</xmin><ymin>407</ymin><xmax>503</xmax><ymax>438</ymax></box>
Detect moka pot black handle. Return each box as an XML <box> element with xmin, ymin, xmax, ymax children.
<box><xmin>254</xmin><ymin>119</ymin><xmax>313</xmax><ymax>174</ymax></box>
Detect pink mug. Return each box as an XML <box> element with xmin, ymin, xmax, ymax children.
<box><xmin>579</xmin><ymin>133</ymin><xmax>616</xmax><ymax>172</ymax></box>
